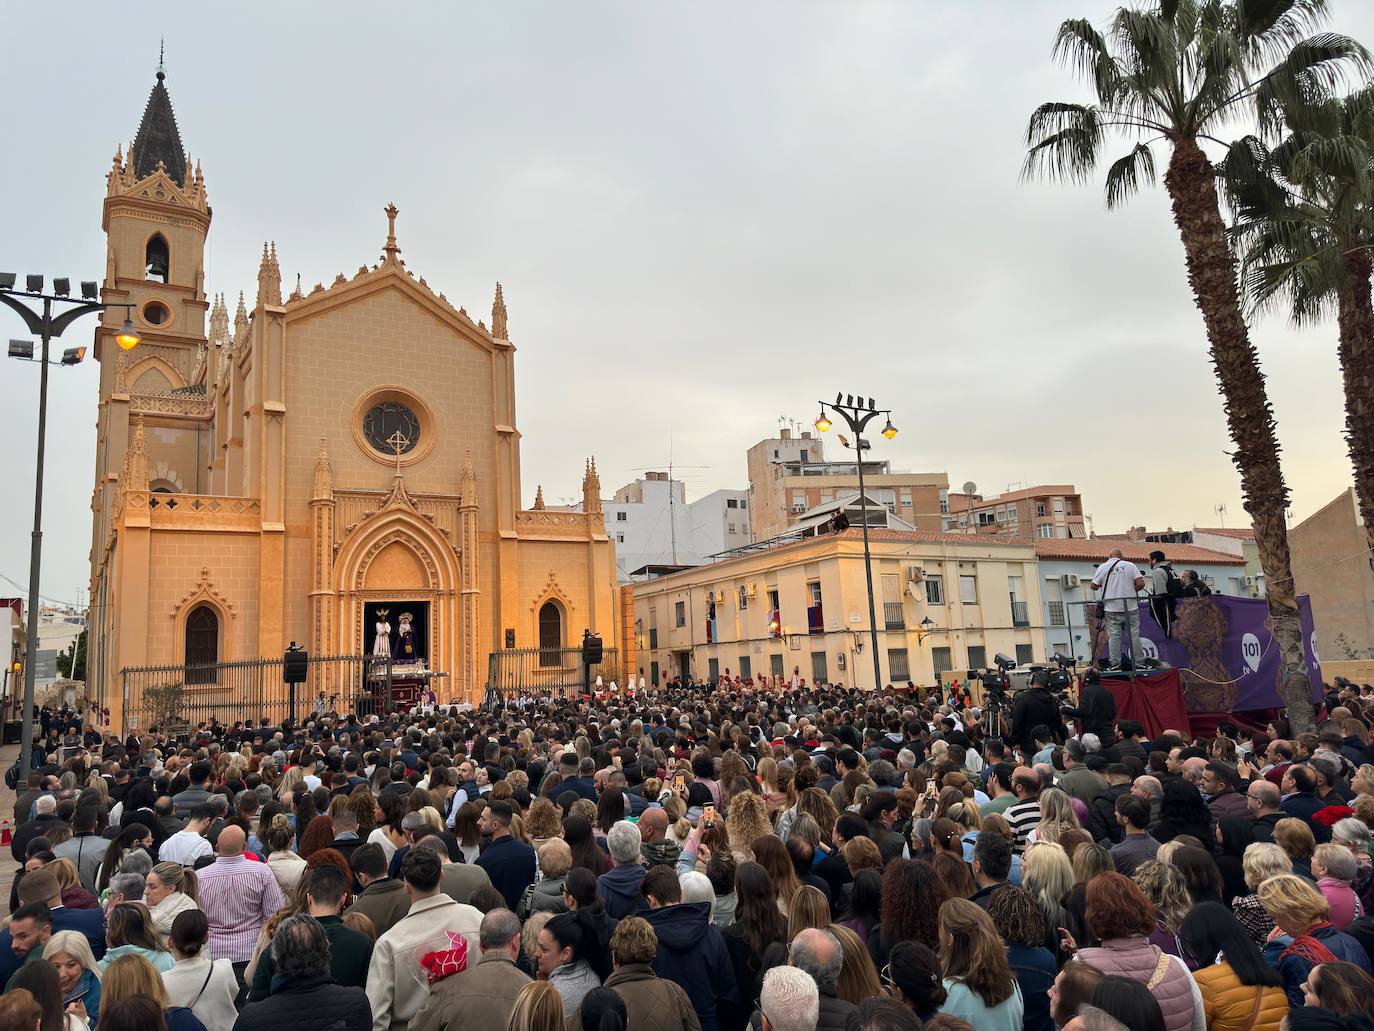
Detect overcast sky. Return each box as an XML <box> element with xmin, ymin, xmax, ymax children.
<box><xmin>5</xmin><ymin>1</ymin><xmax>1372</xmax><ymax>608</ymax></box>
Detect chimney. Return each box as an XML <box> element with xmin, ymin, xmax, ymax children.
<box><xmin>780</xmin><ymin>428</ymin><xmax>791</xmax><ymax>440</ymax></box>
<box><xmin>801</xmin><ymin>431</ymin><xmax>811</xmax><ymax>439</ymax></box>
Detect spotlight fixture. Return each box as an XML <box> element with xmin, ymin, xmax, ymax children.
<box><xmin>0</xmin><ymin>273</ymin><xmax>15</xmax><ymax>290</ymax></box>
<box><xmin>8</xmin><ymin>340</ymin><xmax>34</xmax><ymax>360</ymax></box>
<box><xmin>115</xmin><ymin>319</ymin><xmax>141</xmax><ymax>350</ymax></box>
<box><xmin>25</xmin><ymin>275</ymin><xmax>43</xmax><ymax>293</ymax></box>
<box><xmin>53</xmin><ymin>278</ymin><xmax>70</xmax><ymax>297</ymax></box>
<box><xmin>846</xmin><ymin>394</ymin><xmax>854</xmax><ymax>407</ymax></box>
<box><xmin>81</xmin><ymin>281</ymin><xmax>99</xmax><ymax>300</ymax></box>
<box><xmin>61</xmin><ymin>346</ymin><xmax>87</xmax><ymax>366</ymax></box>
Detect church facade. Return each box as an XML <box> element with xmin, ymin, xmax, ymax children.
<box><xmin>87</xmin><ymin>71</ymin><xmax>628</xmax><ymax>729</ymax></box>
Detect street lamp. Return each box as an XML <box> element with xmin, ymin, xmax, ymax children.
<box><xmin>813</xmin><ymin>394</ymin><xmax>899</xmax><ymax>692</ymax></box>
<box><xmin>1</xmin><ymin>273</ymin><xmax>139</xmax><ymax>775</ymax></box>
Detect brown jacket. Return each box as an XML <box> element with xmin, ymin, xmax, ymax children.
<box><xmin>344</xmin><ymin>877</ymin><xmax>411</xmax><ymax>939</ymax></box>
<box><xmin>410</xmin><ymin>952</ymin><xmax>531</xmax><ymax>1031</ymax></box>
<box><xmin>439</xmin><ymin>861</ymin><xmax>492</xmax><ymax>906</ymax></box>
<box><xmin>570</xmin><ymin>963</ymin><xmax>702</xmax><ymax>1031</ymax></box>
<box><xmin>1193</xmin><ymin>960</ymin><xmax>1288</xmax><ymax>1031</ymax></box>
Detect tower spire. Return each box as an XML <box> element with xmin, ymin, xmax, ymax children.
<box><xmin>382</xmin><ymin>203</ymin><xmax>402</xmax><ymax>265</ymax></box>
<box><xmin>491</xmin><ymin>282</ymin><xmax>508</xmax><ymax>339</ymax></box>
<box><xmin>131</xmin><ymin>53</ymin><xmax>187</xmax><ymax>185</ymax></box>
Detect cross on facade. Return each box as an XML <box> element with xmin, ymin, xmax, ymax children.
<box><xmin>386</xmin><ymin>429</ymin><xmax>411</xmax><ymax>475</ymax></box>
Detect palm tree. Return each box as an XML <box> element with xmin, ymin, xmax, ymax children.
<box><xmin>1024</xmin><ymin>0</ymin><xmax>1366</xmax><ymax>731</ymax></box>
<box><xmin>1222</xmin><ymin>88</ymin><xmax>1374</xmax><ymax>580</ymax></box>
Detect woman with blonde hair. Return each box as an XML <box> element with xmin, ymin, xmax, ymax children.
<box><xmin>1021</xmin><ymin>842</ymin><xmax>1072</xmax><ymax>945</ymax></box>
<box><xmin>1027</xmin><ymin>788</ymin><xmax>1081</xmax><ymax>846</ymax></box>
<box><xmin>276</xmin><ymin>766</ymin><xmax>305</xmax><ymax>803</ymax></box>
<box><xmin>1231</xmin><ymin>842</ymin><xmax>1292</xmax><ymax>945</ymax></box>
<box><xmin>507</xmin><ymin>980</ymin><xmax>564</xmax><ymax>1031</ymax></box>
<box><xmin>726</xmin><ymin>792</ymin><xmax>772</xmax><ymax>861</ymax></box>
<box><xmin>1257</xmin><ymin>873</ymin><xmax>1371</xmax><ymax>1005</ymax></box>
<box><xmin>936</xmin><ymin>898</ymin><xmax>1023</xmax><ymax>1031</ymax></box>
<box><xmin>786</xmin><ymin>885</ymin><xmax>831</xmax><ymax>939</ymax></box>
<box><xmin>262</xmin><ymin>812</ymin><xmax>306</xmax><ymax>896</ymax></box>
<box><xmin>42</xmin><ymin>931</ymin><xmax>102</xmax><ymax>1025</ymax></box>
<box><xmin>1273</xmin><ymin>818</ymin><xmax>1317</xmax><ymax>881</ymax></box>
<box><xmin>1132</xmin><ymin>859</ymin><xmax>1191</xmax><ymax>958</ymax></box>
<box><xmin>99</xmin><ymin>954</ymin><xmax>201</xmax><ymax>1031</ymax></box>
<box><xmin>144</xmin><ymin>863</ymin><xmax>199</xmax><ymax>945</ymax></box>
<box><xmin>47</xmin><ymin>860</ymin><xmax>96</xmax><ymax>911</ymax></box>
<box><xmin>524</xmin><ymin>798</ymin><xmax>562</xmax><ymax>853</ymax></box>
<box><xmin>829</xmin><ymin>922</ymin><xmax>885</xmax><ymax>1004</ymax></box>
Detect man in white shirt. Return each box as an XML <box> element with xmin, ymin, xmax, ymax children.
<box><xmin>158</xmin><ymin>803</ymin><xmax>215</xmax><ymax>866</ymax></box>
<box><xmin>1091</xmin><ymin>548</ymin><xmax>1146</xmax><ymax>671</ymax></box>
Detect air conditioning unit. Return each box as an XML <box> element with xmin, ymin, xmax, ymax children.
<box><xmin>907</xmin><ymin>566</ymin><xmax>925</xmax><ymax>583</ymax></box>
<box><xmin>1244</xmin><ymin>575</ymin><xmax>1256</xmax><ymax>587</ymax></box>
<box><xmin>1060</xmin><ymin>574</ymin><xmax>1081</xmax><ymax>589</ymax></box>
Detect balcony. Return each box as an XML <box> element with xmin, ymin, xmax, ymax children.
<box><xmin>1012</xmin><ymin>601</ymin><xmax>1031</xmax><ymax>627</ymax></box>
<box><xmin>883</xmin><ymin>603</ymin><xmax>905</xmax><ymax>631</ymax></box>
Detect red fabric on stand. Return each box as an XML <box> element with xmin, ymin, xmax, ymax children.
<box><xmin>1096</xmin><ymin>669</ymin><xmax>1190</xmax><ymax>739</ymax></box>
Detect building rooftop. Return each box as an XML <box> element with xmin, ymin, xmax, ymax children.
<box><xmin>1031</xmin><ymin>538</ymin><xmax>1245</xmax><ymax>565</ymax></box>
<box><xmin>947</xmin><ymin>484</ymin><xmax>1079</xmax><ymax>512</ymax></box>
<box><xmin>1193</xmin><ymin>526</ymin><xmax>1256</xmax><ymax>540</ymax></box>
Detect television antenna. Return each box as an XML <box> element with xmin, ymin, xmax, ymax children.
<box><xmin>1214</xmin><ymin>503</ymin><xmax>1227</xmax><ymax>528</ymax></box>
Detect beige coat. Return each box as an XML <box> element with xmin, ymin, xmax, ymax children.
<box><xmin>364</xmin><ymin>892</ymin><xmax>483</xmax><ymax>1031</ymax></box>
<box><xmin>410</xmin><ymin>952</ymin><xmax>531</xmax><ymax>1031</ymax></box>
<box><xmin>570</xmin><ymin>963</ymin><xmax>702</xmax><ymax>1031</ymax></box>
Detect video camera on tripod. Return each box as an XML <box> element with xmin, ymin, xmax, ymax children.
<box><xmin>972</xmin><ymin>653</ymin><xmax>1018</xmax><ymax>701</ymax></box>
<box><xmin>1045</xmin><ymin>652</ymin><xmax>1077</xmax><ymax>702</ymax></box>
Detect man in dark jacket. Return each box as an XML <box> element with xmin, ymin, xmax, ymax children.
<box><xmin>1086</xmin><ymin>766</ymin><xmax>1133</xmax><ymax>844</ymax></box>
<box><xmin>751</xmin><ymin>928</ymin><xmax>854</xmax><ymax>1031</ymax></box>
<box><xmin>1060</xmin><ymin>670</ymin><xmax>1118</xmax><ymax>745</ymax></box>
<box><xmin>1010</xmin><ymin>671</ymin><xmax>1062</xmax><ymax>754</ymax></box>
<box><xmin>249</xmin><ymin>865</ymin><xmax>371</xmax><ymax>1001</ymax></box>
<box><xmin>598</xmin><ymin>822</ymin><xmax>648</xmax><ymax>918</ymax></box>
<box><xmin>233</xmin><ymin>915</ymin><xmax>371</xmax><ymax>1031</ymax></box>
<box><xmin>1248</xmin><ymin>780</ymin><xmax>1285</xmax><ymax>843</ymax></box>
<box><xmin>642</xmin><ymin>867</ymin><xmax>736</xmax><ymax>1031</ymax></box>
<box><xmin>475</xmin><ymin>800</ymin><xmax>536</xmax><ymax>910</ymax></box>
<box><xmin>1280</xmin><ymin>765</ymin><xmax>1333</xmax><ymax>843</ymax></box>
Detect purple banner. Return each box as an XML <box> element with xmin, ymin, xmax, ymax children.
<box><xmin>1089</xmin><ymin>595</ymin><xmax>1323</xmax><ymax>713</ymax></box>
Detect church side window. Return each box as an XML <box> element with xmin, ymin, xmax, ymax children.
<box><xmin>538</xmin><ymin>602</ymin><xmax>563</xmax><ymax>667</ymax></box>
<box><xmin>145</xmin><ymin>234</ymin><xmax>170</xmax><ymax>283</ymax></box>
<box><xmin>185</xmin><ymin>604</ymin><xmax>219</xmax><ymax>683</ymax></box>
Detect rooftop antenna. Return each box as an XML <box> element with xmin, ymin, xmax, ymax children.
<box><xmin>158</xmin><ymin>38</ymin><xmax>165</xmax><ymax>78</ymax></box>
<box><xmin>1214</xmin><ymin>503</ymin><xmax>1227</xmax><ymax>528</ymax></box>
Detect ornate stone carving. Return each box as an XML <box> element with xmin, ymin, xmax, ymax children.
<box><xmin>170</xmin><ymin>566</ymin><xmax>235</xmax><ymax>620</ymax></box>
<box><xmin>354</xmin><ymin>529</ymin><xmax>439</xmax><ymax>591</ymax></box>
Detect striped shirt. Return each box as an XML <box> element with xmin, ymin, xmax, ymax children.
<box><xmin>196</xmin><ymin>854</ymin><xmax>284</xmax><ymax>963</ymax></box>
<box><xmin>1005</xmin><ymin>798</ymin><xmax>1041</xmax><ymax>854</ymax></box>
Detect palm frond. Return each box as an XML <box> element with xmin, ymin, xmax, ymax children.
<box><xmin>1023</xmin><ymin>103</ymin><xmax>1106</xmax><ymax>182</ymax></box>
<box><xmin>1239</xmin><ymin>0</ymin><xmax>1334</xmax><ymax>64</ymax></box>
<box><xmin>1053</xmin><ymin>19</ymin><xmax>1121</xmax><ymax>104</ymax></box>
<box><xmin>1291</xmin><ymin>135</ymin><xmax>1374</xmax><ymax>188</ymax></box>
<box><xmin>1112</xmin><ymin>9</ymin><xmax>1178</xmax><ymax>87</ymax></box>
<box><xmin>1104</xmin><ymin>143</ymin><xmax>1158</xmax><ymax>208</ymax></box>
<box><xmin>1254</xmin><ymin>33</ymin><xmax>1371</xmax><ymax>136</ymax></box>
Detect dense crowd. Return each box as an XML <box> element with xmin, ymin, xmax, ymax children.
<box><xmin>3</xmin><ymin>674</ymin><xmax>1374</xmax><ymax>1031</ymax></box>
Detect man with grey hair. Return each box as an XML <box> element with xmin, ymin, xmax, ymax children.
<box><xmin>597</xmin><ymin>820</ymin><xmax>646</xmax><ymax>918</ymax></box>
<box><xmin>1131</xmin><ymin>774</ymin><xmax>1164</xmax><ymax>830</ymax></box>
<box><xmin>233</xmin><ymin>915</ymin><xmax>372</xmax><ymax>1031</ymax></box>
<box><xmin>1059</xmin><ymin>738</ymin><xmax>1107</xmax><ymax>806</ymax></box>
<box><xmin>787</xmin><ymin>927</ymin><xmax>855</xmax><ymax>1027</ymax></box>
<box><xmin>411</xmin><ymin>909</ymin><xmax>530</xmax><ymax>1031</ymax></box>
<box><xmin>759</xmin><ymin>965</ymin><xmax>819</xmax><ymax>1031</ymax></box>
<box><xmin>385</xmin><ymin>811</ymin><xmax>432</xmax><ymax>879</ymax></box>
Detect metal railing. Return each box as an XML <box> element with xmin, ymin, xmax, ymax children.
<box><xmin>485</xmin><ymin>645</ymin><xmax>622</xmax><ymax>702</ymax></box>
<box><xmin>883</xmin><ymin>602</ymin><xmax>905</xmax><ymax>630</ymax></box>
<box><xmin>119</xmin><ymin>652</ymin><xmax>447</xmax><ymax>733</ymax></box>
<box><xmin>1012</xmin><ymin>600</ymin><xmax>1031</xmax><ymax>627</ymax></box>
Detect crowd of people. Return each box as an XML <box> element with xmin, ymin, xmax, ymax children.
<box><xmin>2</xmin><ymin>676</ymin><xmax>1374</xmax><ymax>1031</ymax></box>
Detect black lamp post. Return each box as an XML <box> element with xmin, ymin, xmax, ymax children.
<box><xmin>813</xmin><ymin>394</ymin><xmax>897</xmax><ymax>692</ymax></box>
<box><xmin>1</xmin><ymin>274</ymin><xmax>139</xmax><ymax>774</ymax></box>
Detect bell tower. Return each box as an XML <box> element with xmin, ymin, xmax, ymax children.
<box><xmin>98</xmin><ymin>61</ymin><xmax>211</xmax><ymax>398</ymax></box>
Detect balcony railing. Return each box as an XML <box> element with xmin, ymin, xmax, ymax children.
<box><xmin>883</xmin><ymin>603</ymin><xmax>905</xmax><ymax>631</ymax></box>
<box><xmin>1012</xmin><ymin>600</ymin><xmax>1031</xmax><ymax>627</ymax></box>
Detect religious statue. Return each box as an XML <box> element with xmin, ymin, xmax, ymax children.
<box><xmin>372</xmin><ymin>609</ymin><xmax>391</xmax><ymax>666</ymax></box>
<box><xmin>393</xmin><ymin>611</ymin><xmax>420</xmax><ymax>664</ymax></box>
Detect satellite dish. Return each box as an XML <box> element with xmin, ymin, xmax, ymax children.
<box><xmin>962</xmin><ymin>481</ymin><xmax>978</xmax><ymax>495</ymax></box>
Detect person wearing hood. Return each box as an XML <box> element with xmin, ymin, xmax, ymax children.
<box><xmin>641</xmin><ymin>865</ymin><xmax>737</xmax><ymax>1031</ymax></box>
<box><xmin>529</xmin><ymin>839</ymin><xmax>571</xmax><ymax>916</ymax></box>
<box><xmin>638</xmin><ymin>809</ymin><xmax>684</xmax><ymax>870</ymax></box>
<box><xmin>597</xmin><ymin>822</ymin><xmax>648</xmax><ymax>919</ymax></box>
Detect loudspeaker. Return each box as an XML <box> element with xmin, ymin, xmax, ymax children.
<box><xmin>283</xmin><ymin>645</ymin><xmax>309</xmax><ymax>685</ymax></box>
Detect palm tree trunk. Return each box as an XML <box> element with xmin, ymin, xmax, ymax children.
<box><xmin>1163</xmin><ymin>138</ymin><xmax>1315</xmax><ymax>733</ymax></box>
<box><xmin>1336</xmin><ymin>245</ymin><xmax>1374</xmax><ymax>577</ymax></box>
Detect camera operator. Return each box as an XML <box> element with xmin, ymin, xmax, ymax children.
<box><xmin>1009</xmin><ymin>669</ymin><xmax>1062</xmax><ymax>754</ymax></box>
<box><xmin>1060</xmin><ymin>668</ymin><xmax>1118</xmax><ymax>746</ymax></box>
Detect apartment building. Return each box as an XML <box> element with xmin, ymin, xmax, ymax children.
<box><xmin>945</xmin><ymin>484</ymin><xmax>1086</xmax><ymax>539</ymax></box>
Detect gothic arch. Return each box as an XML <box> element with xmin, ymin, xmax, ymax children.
<box><xmin>334</xmin><ymin>509</ymin><xmax>459</xmax><ymax>596</ymax></box>
<box><xmin>126</xmin><ymin>354</ymin><xmax>187</xmax><ymax>394</ymax></box>
<box><xmin>170</xmin><ymin>567</ymin><xmax>235</xmax><ymax>665</ymax></box>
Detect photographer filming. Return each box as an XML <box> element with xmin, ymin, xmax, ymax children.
<box><xmin>1060</xmin><ymin>666</ymin><xmax>1118</xmax><ymax>746</ymax></box>
<box><xmin>1009</xmin><ymin>667</ymin><xmax>1062</xmax><ymax>754</ymax></box>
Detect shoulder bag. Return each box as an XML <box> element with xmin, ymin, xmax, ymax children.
<box><xmin>1094</xmin><ymin>559</ymin><xmax>1121</xmax><ymax>620</ymax></box>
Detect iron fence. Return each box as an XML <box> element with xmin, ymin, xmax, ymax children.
<box><xmin>118</xmin><ymin>652</ymin><xmax>447</xmax><ymax>733</ymax></box>
<box><xmin>484</xmin><ymin>645</ymin><xmax>623</xmax><ymax>704</ymax></box>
